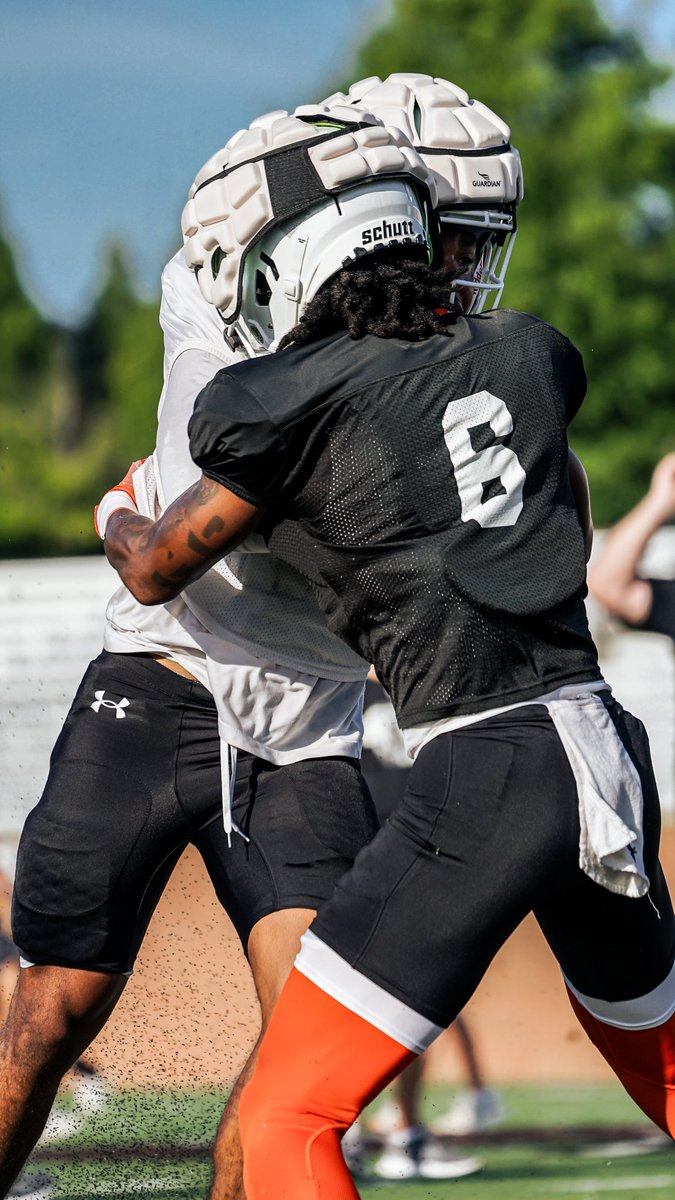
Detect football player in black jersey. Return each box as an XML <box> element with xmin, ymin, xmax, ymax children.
<box><xmin>99</xmin><ymin>124</ymin><xmax>674</xmax><ymax>1197</ymax></box>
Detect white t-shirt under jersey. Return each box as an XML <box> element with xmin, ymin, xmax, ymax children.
<box><xmin>104</xmin><ymin>248</ymin><xmax>367</xmax><ymax>764</ymax></box>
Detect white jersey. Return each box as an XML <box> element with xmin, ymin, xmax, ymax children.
<box><xmin>104</xmin><ymin>248</ymin><xmax>367</xmax><ymax>766</ymax></box>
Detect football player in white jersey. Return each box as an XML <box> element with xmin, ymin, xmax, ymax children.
<box><xmin>0</xmin><ymin>132</ymin><xmax>375</xmax><ymax>1200</ymax></box>
<box><xmin>98</xmin><ymin>109</ymin><xmax>675</xmax><ymax>1200</ymax></box>
<box><xmin>0</xmin><ymin>82</ymin><xmax>525</xmax><ymax>1200</ymax></box>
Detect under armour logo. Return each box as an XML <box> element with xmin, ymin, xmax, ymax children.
<box><xmin>91</xmin><ymin>690</ymin><xmax>130</xmax><ymax>719</ymax></box>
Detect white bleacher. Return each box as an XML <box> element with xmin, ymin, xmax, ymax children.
<box><xmin>0</xmin><ymin>541</ymin><xmax>674</xmax><ymax>838</ymax></box>
<box><xmin>0</xmin><ymin>555</ymin><xmax>118</xmax><ymax>835</ymax></box>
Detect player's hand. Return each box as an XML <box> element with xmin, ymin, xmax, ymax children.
<box><xmin>648</xmin><ymin>452</ymin><xmax>675</xmax><ymax>523</ymax></box>
<box><xmin>95</xmin><ymin>458</ymin><xmax>147</xmax><ymax>539</ymax></box>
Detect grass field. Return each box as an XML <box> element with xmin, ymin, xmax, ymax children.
<box><xmin>22</xmin><ymin>1083</ymin><xmax>675</xmax><ymax>1199</ymax></box>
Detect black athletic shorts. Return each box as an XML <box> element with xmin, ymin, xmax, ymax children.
<box><xmin>311</xmin><ymin>696</ymin><xmax>675</xmax><ymax>1031</ymax></box>
<box><xmin>12</xmin><ymin>651</ymin><xmax>377</xmax><ymax>973</ymax></box>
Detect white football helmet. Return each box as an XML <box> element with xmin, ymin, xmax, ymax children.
<box><xmin>182</xmin><ymin>110</ymin><xmax>437</xmax><ymax>355</ymax></box>
<box><xmin>236</xmin><ymin>179</ymin><xmax>430</xmax><ymax>355</ymax></box>
<box><xmin>300</xmin><ymin>74</ymin><xmax>524</xmax><ymax>312</ymax></box>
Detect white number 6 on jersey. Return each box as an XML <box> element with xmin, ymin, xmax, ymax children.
<box><xmin>442</xmin><ymin>390</ymin><xmax>525</xmax><ymax>528</ymax></box>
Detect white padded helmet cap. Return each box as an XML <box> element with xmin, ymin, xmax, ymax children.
<box><xmin>181</xmin><ymin>111</ymin><xmax>436</xmax><ymax>323</ymax></box>
<box><xmin>302</xmin><ymin>74</ymin><xmax>524</xmax><ymax>312</ymax></box>
<box><xmin>303</xmin><ymin>73</ymin><xmax>523</xmax><ymax>209</ymax></box>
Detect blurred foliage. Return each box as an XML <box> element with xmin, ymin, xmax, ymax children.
<box><xmin>1</xmin><ymin>0</ymin><xmax>674</xmax><ymax>557</ymax></box>
<box><xmin>0</xmin><ymin>238</ymin><xmax>163</xmax><ymax>556</ymax></box>
<box><xmin>352</xmin><ymin>0</ymin><xmax>675</xmax><ymax>520</ymax></box>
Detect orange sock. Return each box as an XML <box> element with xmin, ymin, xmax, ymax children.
<box><xmin>240</xmin><ymin>967</ymin><xmax>417</xmax><ymax>1199</ymax></box>
<box><xmin>567</xmin><ymin>987</ymin><xmax>675</xmax><ymax>1137</ymax></box>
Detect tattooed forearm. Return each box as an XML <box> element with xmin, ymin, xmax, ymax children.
<box><xmin>103</xmin><ymin>473</ymin><xmax>264</xmax><ymax>604</ymax></box>
<box><xmin>150</xmin><ymin>567</ymin><xmax>195</xmax><ymax>591</ymax></box>
<box><xmin>104</xmin><ymin>511</ymin><xmax>155</xmax><ymax>568</ymax></box>
<box><xmin>187</xmin><ymin>529</ymin><xmax>216</xmax><ymax>559</ymax></box>
<box><xmin>203</xmin><ymin>515</ymin><xmax>225</xmax><ymax>537</ymax></box>
<box><xmin>194</xmin><ymin>475</ymin><xmax>224</xmax><ymax>507</ymax></box>
<box><xmin>154</xmin><ymin>479</ymin><xmax>227</xmax><ymax>549</ymax></box>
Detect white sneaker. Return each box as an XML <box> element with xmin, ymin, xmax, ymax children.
<box><xmin>72</xmin><ymin>1069</ymin><xmax>112</xmax><ymax>1115</ymax></box>
<box><xmin>430</xmin><ymin>1087</ymin><xmax>505</xmax><ymax>1136</ymax></box>
<box><xmin>341</xmin><ymin>1121</ymin><xmax>367</xmax><ymax>1179</ymax></box>
<box><xmin>38</xmin><ymin>1109</ymin><xmax>83</xmax><ymax>1144</ymax></box>
<box><xmin>372</xmin><ymin>1126</ymin><xmax>425</xmax><ymax>1180</ymax></box>
<box><xmin>419</xmin><ymin>1139</ymin><xmax>483</xmax><ymax>1180</ymax></box>
<box><xmin>373</xmin><ymin>1127</ymin><xmax>483</xmax><ymax>1181</ymax></box>
<box><xmin>8</xmin><ymin>1170</ymin><xmax>56</xmax><ymax>1200</ymax></box>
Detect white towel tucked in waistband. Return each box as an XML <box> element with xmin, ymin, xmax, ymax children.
<box><xmin>545</xmin><ymin>693</ymin><xmax>649</xmax><ymax>899</ymax></box>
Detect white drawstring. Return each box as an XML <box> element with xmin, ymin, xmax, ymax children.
<box><xmin>218</xmin><ymin>726</ymin><xmax>251</xmax><ymax>846</ymax></box>
<box><xmin>218</xmin><ymin>724</ymin><xmax>237</xmax><ymax>846</ymax></box>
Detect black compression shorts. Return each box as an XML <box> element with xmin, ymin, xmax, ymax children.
<box><xmin>311</xmin><ymin>696</ymin><xmax>675</xmax><ymax>1030</ymax></box>
<box><xmin>12</xmin><ymin>651</ymin><xmax>377</xmax><ymax>973</ymax></box>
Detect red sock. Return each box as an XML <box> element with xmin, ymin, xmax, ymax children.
<box><xmin>567</xmin><ymin>986</ymin><xmax>675</xmax><ymax>1136</ymax></box>
<box><xmin>240</xmin><ymin>967</ymin><xmax>417</xmax><ymax>1199</ymax></box>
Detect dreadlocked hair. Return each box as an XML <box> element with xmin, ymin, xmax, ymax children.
<box><xmin>278</xmin><ymin>250</ymin><xmax>462</xmax><ymax>350</ymax></box>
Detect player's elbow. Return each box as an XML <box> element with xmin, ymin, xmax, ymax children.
<box><xmin>587</xmin><ymin>563</ymin><xmax>615</xmax><ymax>610</ymax></box>
<box><xmin>587</xmin><ymin>563</ymin><xmax>647</xmax><ymax>624</ymax></box>
<box><xmin>132</xmin><ymin>584</ymin><xmax>166</xmax><ymax>607</ymax></box>
<box><xmin>133</xmin><ymin>575</ymin><xmax>180</xmax><ymax>606</ymax></box>
<box><xmin>105</xmin><ymin>538</ymin><xmax>182</xmax><ymax>605</ymax></box>
<box><xmin>117</xmin><ymin>565</ymin><xmax>180</xmax><ymax>607</ymax></box>
<box><xmin>587</xmin><ymin>562</ymin><xmax>619</xmax><ymax>611</ymax></box>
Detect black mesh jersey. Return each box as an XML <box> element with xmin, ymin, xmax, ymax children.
<box><xmin>190</xmin><ymin>309</ymin><xmax>601</xmax><ymax>728</ymax></box>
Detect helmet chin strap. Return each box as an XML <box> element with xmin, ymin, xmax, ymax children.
<box><xmin>228</xmin><ymin>316</ymin><xmax>268</xmax><ymax>359</ymax></box>
<box><xmin>231</xmin><ymin>229</ymin><xmax>312</xmax><ymax>357</ymax></box>
<box><xmin>214</xmin><ymin>304</ymin><xmax>243</xmax><ymax>355</ymax></box>
<box><xmin>282</xmin><ymin>233</ymin><xmax>310</xmax><ymax>308</ymax></box>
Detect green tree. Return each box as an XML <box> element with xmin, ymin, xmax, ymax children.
<box><xmin>0</xmin><ymin>230</ymin><xmax>53</xmax><ymax>380</ymax></box>
<box><xmin>70</xmin><ymin>243</ymin><xmax>163</xmax><ymax>477</ymax></box>
<box><xmin>0</xmin><ymin>236</ymin><xmax>163</xmax><ymax>557</ymax></box>
<box><xmin>0</xmin><ymin>224</ymin><xmax>63</xmax><ymax>556</ymax></box>
<box><xmin>46</xmin><ymin>245</ymin><xmax>163</xmax><ymax>555</ymax></box>
<box><xmin>351</xmin><ymin>0</ymin><xmax>675</xmax><ymax>520</ymax></box>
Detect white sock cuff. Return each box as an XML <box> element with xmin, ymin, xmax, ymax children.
<box><xmin>296</xmin><ymin>930</ymin><xmax>443</xmax><ymax>1053</ymax></box>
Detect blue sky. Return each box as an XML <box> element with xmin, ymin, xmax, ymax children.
<box><xmin>1</xmin><ymin>0</ymin><xmax>673</xmax><ymax>325</ymax></box>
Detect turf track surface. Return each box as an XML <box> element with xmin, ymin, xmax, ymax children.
<box><xmin>24</xmin><ymin>1083</ymin><xmax>675</xmax><ymax>1199</ymax></box>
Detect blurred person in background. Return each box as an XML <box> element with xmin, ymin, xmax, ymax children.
<box><xmin>589</xmin><ymin>452</ymin><xmax>675</xmax><ymax>639</ymax></box>
<box><xmin>0</xmin><ymin>120</ymin><xmax>376</xmax><ymax>1200</ymax></box>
